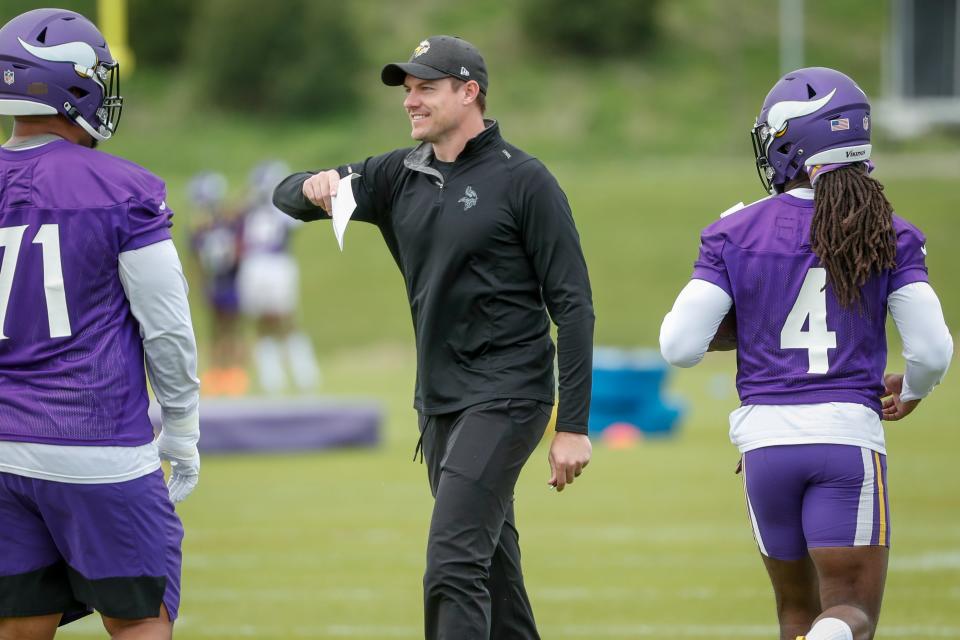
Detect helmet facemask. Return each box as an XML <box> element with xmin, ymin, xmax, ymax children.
<box><xmin>93</xmin><ymin>59</ymin><xmax>122</xmax><ymax>137</ymax></box>
<box><xmin>751</xmin><ymin>120</ymin><xmax>777</xmax><ymax>195</ymax></box>
<box><xmin>64</xmin><ymin>58</ymin><xmax>122</xmax><ymax>141</ymax></box>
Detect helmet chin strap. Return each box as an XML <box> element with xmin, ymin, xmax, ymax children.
<box><xmin>63</xmin><ymin>101</ymin><xmax>111</xmax><ymax>142</ymax></box>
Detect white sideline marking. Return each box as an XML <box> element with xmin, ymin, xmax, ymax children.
<box><xmin>187</xmin><ymin>586</ymin><xmax>380</xmax><ymax>602</ymax></box>
<box><xmin>178</xmin><ymin>583</ymin><xmax>955</xmax><ymax>604</ymax></box>
<box><xmin>185</xmin><ymin>551</ymin><xmax>421</xmax><ymax>570</ymax></box>
<box><xmin>890</xmin><ymin>550</ymin><xmax>960</xmax><ymax>571</ymax></box>
<box><xmin>546</xmin><ymin>625</ymin><xmax>960</xmax><ymax>637</ymax></box>
<box><xmin>307</xmin><ymin>625</ymin><xmax>419</xmax><ymax>637</ymax></box>
<box><xmin>179</xmin><ymin>585</ymin><xmax>778</xmax><ymax>604</ymax></box>
<box><xmin>56</xmin><ymin>621</ymin><xmax>960</xmax><ymax>638</ymax></box>
<box><xmin>525</xmin><ymin>524</ymin><xmax>746</xmax><ymax>543</ymax></box>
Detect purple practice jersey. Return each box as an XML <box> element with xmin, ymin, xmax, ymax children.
<box><xmin>0</xmin><ymin>140</ymin><xmax>172</xmax><ymax>446</ymax></box>
<box><xmin>241</xmin><ymin>202</ymin><xmax>294</xmax><ymax>257</ymax></box>
<box><xmin>693</xmin><ymin>192</ymin><xmax>928</xmax><ymax>414</ymax></box>
<box><xmin>190</xmin><ymin>216</ymin><xmax>241</xmax><ymax>312</ymax></box>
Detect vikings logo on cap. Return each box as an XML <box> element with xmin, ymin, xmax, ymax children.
<box><xmin>413</xmin><ymin>40</ymin><xmax>430</xmax><ymax>58</ymax></box>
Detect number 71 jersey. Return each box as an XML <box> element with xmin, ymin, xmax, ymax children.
<box><xmin>0</xmin><ymin>140</ymin><xmax>172</xmax><ymax>446</ymax></box>
<box><xmin>692</xmin><ymin>191</ymin><xmax>929</xmax><ymax>415</ymax></box>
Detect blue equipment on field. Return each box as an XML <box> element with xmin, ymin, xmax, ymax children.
<box><xmin>588</xmin><ymin>348</ymin><xmax>685</xmax><ymax>437</ymax></box>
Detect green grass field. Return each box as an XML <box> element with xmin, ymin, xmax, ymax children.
<box><xmin>56</xmin><ymin>348</ymin><xmax>960</xmax><ymax>639</ymax></box>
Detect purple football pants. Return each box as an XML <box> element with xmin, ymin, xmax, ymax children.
<box><xmin>742</xmin><ymin>444</ymin><xmax>889</xmax><ymax>560</ymax></box>
<box><xmin>0</xmin><ymin>469</ymin><xmax>183</xmax><ymax>625</ymax></box>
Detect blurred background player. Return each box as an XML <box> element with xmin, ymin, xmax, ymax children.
<box><xmin>660</xmin><ymin>67</ymin><xmax>953</xmax><ymax>640</ymax></box>
<box><xmin>0</xmin><ymin>7</ymin><xmax>200</xmax><ymax>638</ymax></box>
<box><xmin>187</xmin><ymin>171</ymin><xmax>248</xmax><ymax>396</ymax></box>
<box><xmin>238</xmin><ymin>160</ymin><xmax>320</xmax><ymax>395</ymax></box>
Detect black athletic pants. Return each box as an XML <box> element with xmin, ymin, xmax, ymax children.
<box><xmin>418</xmin><ymin>398</ymin><xmax>551</xmax><ymax>640</ymax></box>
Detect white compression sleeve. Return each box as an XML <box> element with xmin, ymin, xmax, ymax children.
<box><xmin>660</xmin><ymin>279</ymin><xmax>733</xmax><ymax>368</ymax></box>
<box><xmin>888</xmin><ymin>281</ymin><xmax>953</xmax><ymax>402</ymax></box>
<box><xmin>119</xmin><ymin>240</ymin><xmax>200</xmax><ymax>433</ymax></box>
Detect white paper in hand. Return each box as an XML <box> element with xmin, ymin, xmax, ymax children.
<box><xmin>332</xmin><ymin>173</ymin><xmax>359</xmax><ymax>251</ymax></box>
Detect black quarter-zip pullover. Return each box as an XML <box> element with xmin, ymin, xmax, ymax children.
<box><xmin>273</xmin><ymin>121</ymin><xmax>594</xmax><ymax>433</ymax></box>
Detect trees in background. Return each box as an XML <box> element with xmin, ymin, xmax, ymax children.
<box><xmin>521</xmin><ymin>0</ymin><xmax>660</xmax><ymax>57</ymax></box>
<box><xmin>1</xmin><ymin>1</ymin><xmax>662</xmax><ymax>118</ymax></box>
<box><xmin>133</xmin><ymin>0</ymin><xmax>361</xmax><ymax>118</ymax></box>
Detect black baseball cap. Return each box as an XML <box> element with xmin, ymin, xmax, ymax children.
<box><xmin>381</xmin><ymin>35</ymin><xmax>488</xmax><ymax>95</ymax></box>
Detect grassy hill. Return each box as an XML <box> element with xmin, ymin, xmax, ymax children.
<box><xmin>50</xmin><ymin>350</ymin><xmax>960</xmax><ymax>640</ymax></box>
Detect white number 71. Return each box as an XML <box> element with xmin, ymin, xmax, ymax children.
<box><xmin>0</xmin><ymin>224</ymin><xmax>72</xmax><ymax>340</ymax></box>
<box><xmin>780</xmin><ymin>267</ymin><xmax>836</xmax><ymax>374</ymax></box>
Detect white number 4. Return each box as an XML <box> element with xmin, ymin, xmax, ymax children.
<box><xmin>780</xmin><ymin>267</ymin><xmax>836</xmax><ymax>374</ymax></box>
<box><xmin>0</xmin><ymin>224</ymin><xmax>72</xmax><ymax>340</ymax></box>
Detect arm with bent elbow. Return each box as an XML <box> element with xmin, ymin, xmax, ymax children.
<box><xmin>660</xmin><ymin>279</ymin><xmax>733</xmax><ymax>368</ymax></box>
<box><xmin>885</xmin><ymin>282</ymin><xmax>953</xmax><ymax>418</ymax></box>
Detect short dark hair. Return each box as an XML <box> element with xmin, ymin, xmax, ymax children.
<box><xmin>448</xmin><ymin>78</ymin><xmax>486</xmax><ymax>114</ymax></box>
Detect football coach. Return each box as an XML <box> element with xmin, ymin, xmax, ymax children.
<box><xmin>273</xmin><ymin>35</ymin><xmax>594</xmax><ymax>640</ymax></box>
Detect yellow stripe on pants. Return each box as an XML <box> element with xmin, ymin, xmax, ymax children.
<box><xmin>874</xmin><ymin>451</ymin><xmax>887</xmax><ymax>545</ymax></box>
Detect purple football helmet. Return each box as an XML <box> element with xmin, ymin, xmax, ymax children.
<box><xmin>751</xmin><ymin>67</ymin><xmax>871</xmax><ymax>194</ymax></box>
<box><xmin>249</xmin><ymin>160</ymin><xmax>291</xmax><ymax>202</ymax></box>
<box><xmin>188</xmin><ymin>172</ymin><xmax>229</xmax><ymax>210</ymax></box>
<box><xmin>0</xmin><ymin>8</ymin><xmax>122</xmax><ymax>141</ymax></box>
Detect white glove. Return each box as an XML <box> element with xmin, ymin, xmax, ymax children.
<box><xmin>157</xmin><ymin>418</ymin><xmax>200</xmax><ymax>504</ymax></box>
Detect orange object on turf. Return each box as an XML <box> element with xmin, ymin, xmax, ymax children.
<box><xmin>601</xmin><ymin>422</ymin><xmax>643</xmax><ymax>449</ymax></box>
<box><xmin>220</xmin><ymin>367</ymin><xmax>250</xmax><ymax>396</ymax></box>
<box><xmin>201</xmin><ymin>368</ymin><xmax>225</xmax><ymax>396</ymax></box>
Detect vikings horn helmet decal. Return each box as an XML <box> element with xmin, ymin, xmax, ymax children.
<box><xmin>0</xmin><ymin>8</ymin><xmax>123</xmax><ymax>141</ymax></box>
<box><xmin>18</xmin><ymin>38</ymin><xmax>98</xmax><ymax>72</ymax></box>
<box><xmin>766</xmin><ymin>89</ymin><xmax>836</xmax><ymax>134</ymax></box>
<box><xmin>751</xmin><ymin>67</ymin><xmax>871</xmax><ymax>194</ymax></box>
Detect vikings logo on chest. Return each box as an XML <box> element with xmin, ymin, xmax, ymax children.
<box><xmin>458</xmin><ymin>186</ymin><xmax>478</xmax><ymax>211</ymax></box>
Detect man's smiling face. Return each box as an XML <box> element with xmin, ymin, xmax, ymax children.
<box><xmin>403</xmin><ymin>75</ymin><xmax>467</xmax><ymax>144</ymax></box>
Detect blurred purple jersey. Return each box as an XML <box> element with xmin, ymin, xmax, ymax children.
<box><xmin>242</xmin><ymin>202</ymin><xmax>294</xmax><ymax>257</ymax></box>
<box><xmin>190</xmin><ymin>217</ymin><xmax>241</xmax><ymax>312</ymax></box>
<box><xmin>692</xmin><ymin>192</ymin><xmax>928</xmax><ymax>414</ymax></box>
<box><xmin>0</xmin><ymin>140</ymin><xmax>172</xmax><ymax>446</ymax></box>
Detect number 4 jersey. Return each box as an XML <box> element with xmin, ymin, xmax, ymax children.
<box><xmin>0</xmin><ymin>139</ymin><xmax>172</xmax><ymax>446</ymax></box>
<box><xmin>692</xmin><ymin>190</ymin><xmax>928</xmax><ymax>416</ymax></box>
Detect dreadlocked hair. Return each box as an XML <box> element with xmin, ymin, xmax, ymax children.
<box><xmin>810</xmin><ymin>163</ymin><xmax>897</xmax><ymax>309</ymax></box>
